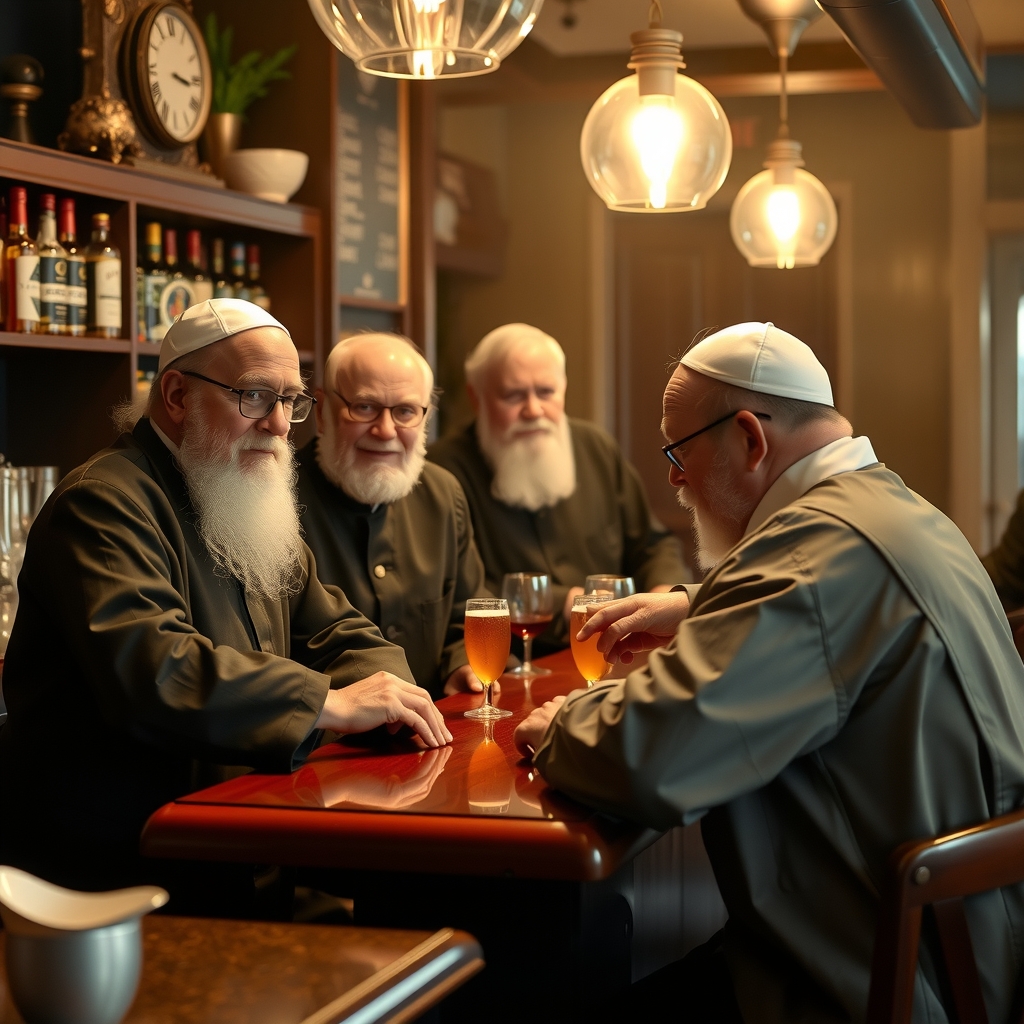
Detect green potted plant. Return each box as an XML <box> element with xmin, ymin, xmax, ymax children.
<box><xmin>202</xmin><ymin>14</ymin><xmax>296</xmax><ymax>179</ymax></box>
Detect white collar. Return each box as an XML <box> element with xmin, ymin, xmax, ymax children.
<box><xmin>743</xmin><ymin>435</ymin><xmax>878</xmax><ymax>538</ymax></box>
<box><xmin>149</xmin><ymin>419</ymin><xmax>180</xmax><ymax>456</ymax></box>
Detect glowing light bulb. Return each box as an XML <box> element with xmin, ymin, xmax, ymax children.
<box><xmin>412</xmin><ymin>0</ymin><xmax>444</xmax><ymax>11</ymax></box>
<box><xmin>630</xmin><ymin>96</ymin><xmax>685</xmax><ymax>210</ymax></box>
<box><xmin>412</xmin><ymin>49</ymin><xmax>436</xmax><ymax>77</ymax></box>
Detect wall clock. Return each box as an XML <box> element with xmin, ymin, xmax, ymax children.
<box><xmin>119</xmin><ymin>1</ymin><xmax>211</xmax><ymax>149</ymax></box>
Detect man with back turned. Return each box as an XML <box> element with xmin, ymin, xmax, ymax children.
<box><xmin>515</xmin><ymin>322</ymin><xmax>1024</xmax><ymax>1024</ymax></box>
<box><xmin>0</xmin><ymin>299</ymin><xmax>449</xmax><ymax>893</ymax></box>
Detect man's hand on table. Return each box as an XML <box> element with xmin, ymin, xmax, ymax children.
<box><xmin>514</xmin><ymin>695</ymin><xmax>566</xmax><ymax>758</ymax></box>
<box><xmin>443</xmin><ymin>663</ymin><xmax>499</xmax><ymax>696</ymax></box>
<box><xmin>316</xmin><ymin>672</ymin><xmax>453</xmax><ymax>748</ymax></box>
<box><xmin>576</xmin><ymin>591</ymin><xmax>690</xmax><ymax>664</ymax></box>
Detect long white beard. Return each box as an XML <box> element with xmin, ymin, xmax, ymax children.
<box><xmin>676</xmin><ymin>451</ymin><xmax>750</xmax><ymax>573</ymax></box>
<box><xmin>177</xmin><ymin>413</ymin><xmax>305</xmax><ymax>599</ymax></box>
<box><xmin>316</xmin><ymin>416</ymin><xmax>427</xmax><ymax>506</ymax></box>
<box><xmin>477</xmin><ymin>413</ymin><xmax>576</xmax><ymax>512</ymax></box>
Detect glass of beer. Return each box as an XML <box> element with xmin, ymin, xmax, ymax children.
<box><xmin>502</xmin><ymin>573</ymin><xmax>553</xmax><ymax>678</ymax></box>
<box><xmin>584</xmin><ymin>575</ymin><xmax>636</xmax><ymax>600</ymax></box>
<box><xmin>464</xmin><ymin>598</ymin><xmax>513</xmax><ymax>720</ymax></box>
<box><xmin>570</xmin><ymin>594</ymin><xmax>617</xmax><ymax>687</ymax></box>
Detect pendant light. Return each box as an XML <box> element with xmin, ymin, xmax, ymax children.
<box><xmin>730</xmin><ymin>0</ymin><xmax>837</xmax><ymax>268</ymax></box>
<box><xmin>579</xmin><ymin>1</ymin><xmax>732</xmax><ymax>213</ymax></box>
<box><xmin>306</xmin><ymin>0</ymin><xmax>546</xmax><ymax>79</ymax></box>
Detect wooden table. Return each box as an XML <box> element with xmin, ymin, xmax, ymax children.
<box><xmin>0</xmin><ymin>916</ymin><xmax>482</xmax><ymax>1024</ymax></box>
<box><xmin>141</xmin><ymin>651</ymin><xmax>726</xmax><ymax>1021</ymax></box>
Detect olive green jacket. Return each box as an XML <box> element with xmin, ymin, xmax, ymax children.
<box><xmin>296</xmin><ymin>440</ymin><xmax>490</xmax><ymax>697</ymax></box>
<box><xmin>535</xmin><ymin>465</ymin><xmax>1024</xmax><ymax>1024</ymax></box>
<box><xmin>428</xmin><ymin>418</ymin><xmax>686</xmax><ymax>650</ymax></box>
<box><xmin>0</xmin><ymin>418</ymin><xmax>412</xmax><ymax>885</ymax></box>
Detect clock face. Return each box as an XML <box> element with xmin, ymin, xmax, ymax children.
<box><xmin>146</xmin><ymin>7</ymin><xmax>205</xmax><ymax>144</ymax></box>
<box><xmin>121</xmin><ymin>1</ymin><xmax>212</xmax><ymax>150</ymax></box>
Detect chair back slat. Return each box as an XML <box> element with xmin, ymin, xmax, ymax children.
<box><xmin>933</xmin><ymin>897</ymin><xmax>989</xmax><ymax>1024</ymax></box>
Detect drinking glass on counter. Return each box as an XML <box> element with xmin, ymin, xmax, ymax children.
<box><xmin>502</xmin><ymin>572</ymin><xmax>553</xmax><ymax>678</ymax></box>
<box><xmin>570</xmin><ymin>593</ymin><xmax>617</xmax><ymax>686</ymax></box>
<box><xmin>464</xmin><ymin>598</ymin><xmax>512</xmax><ymax>720</ymax></box>
<box><xmin>584</xmin><ymin>574</ymin><xmax>636</xmax><ymax>600</ymax></box>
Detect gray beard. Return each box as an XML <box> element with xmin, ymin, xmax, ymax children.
<box><xmin>177</xmin><ymin>414</ymin><xmax>305</xmax><ymax>600</ymax></box>
<box><xmin>476</xmin><ymin>413</ymin><xmax>576</xmax><ymax>512</ymax></box>
<box><xmin>316</xmin><ymin>419</ymin><xmax>427</xmax><ymax>506</ymax></box>
<box><xmin>675</xmin><ymin>452</ymin><xmax>750</xmax><ymax>573</ymax></box>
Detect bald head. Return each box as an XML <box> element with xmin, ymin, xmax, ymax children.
<box><xmin>325</xmin><ymin>333</ymin><xmax>433</xmax><ymax>401</ymax></box>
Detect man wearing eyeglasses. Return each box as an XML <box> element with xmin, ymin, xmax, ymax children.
<box><xmin>429</xmin><ymin>322</ymin><xmax>685</xmax><ymax>652</ymax></box>
<box><xmin>295</xmin><ymin>333</ymin><xmax>491</xmax><ymax>698</ymax></box>
<box><xmin>0</xmin><ymin>299</ymin><xmax>450</xmax><ymax>894</ymax></box>
<box><xmin>514</xmin><ymin>322</ymin><xmax>1024</xmax><ymax>1024</ymax></box>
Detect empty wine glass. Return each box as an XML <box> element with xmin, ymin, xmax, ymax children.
<box><xmin>584</xmin><ymin>575</ymin><xmax>636</xmax><ymax>600</ymax></box>
<box><xmin>502</xmin><ymin>573</ymin><xmax>553</xmax><ymax>678</ymax></box>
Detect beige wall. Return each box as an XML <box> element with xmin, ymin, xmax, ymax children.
<box><xmin>438</xmin><ymin>85</ymin><xmax>954</xmax><ymax>511</ymax></box>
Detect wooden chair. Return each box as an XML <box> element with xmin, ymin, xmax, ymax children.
<box><xmin>866</xmin><ymin>806</ymin><xmax>1024</xmax><ymax>1024</ymax></box>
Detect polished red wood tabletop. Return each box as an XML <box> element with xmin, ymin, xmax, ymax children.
<box><xmin>142</xmin><ymin>650</ymin><xmax>660</xmax><ymax>881</ymax></box>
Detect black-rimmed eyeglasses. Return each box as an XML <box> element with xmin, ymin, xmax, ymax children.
<box><xmin>333</xmin><ymin>390</ymin><xmax>429</xmax><ymax>428</ymax></box>
<box><xmin>662</xmin><ymin>410</ymin><xmax>772</xmax><ymax>472</ymax></box>
<box><xmin>182</xmin><ymin>371</ymin><xmax>315</xmax><ymax>423</ymax></box>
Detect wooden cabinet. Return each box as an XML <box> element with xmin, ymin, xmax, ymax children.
<box><xmin>0</xmin><ymin>136</ymin><xmax>321</xmax><ymax>472</ymax></box>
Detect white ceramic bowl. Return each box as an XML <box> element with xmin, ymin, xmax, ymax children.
<box><xmin>224</xmin><ymin>148</ymin><xmax>309</xmax><ymax>203</ymax></box>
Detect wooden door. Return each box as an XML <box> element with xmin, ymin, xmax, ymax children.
<box><xmin>612</xmin><ymin>209</ymin><xmax>840</xmax><ymax>548</ymax></box>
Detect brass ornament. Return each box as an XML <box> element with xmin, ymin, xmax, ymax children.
<box><xmin>103</xmin><ymin>0</ymin><xmax>125</xmax><ymax>24</ymax></box>
<box><xmin>58</xmin><ymin>94</ymin><xmax>143</xmax><ymax>164</ymax></box>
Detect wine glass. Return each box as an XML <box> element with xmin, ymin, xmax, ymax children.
<box><xmin>584</xmin><ymin>575</ymin><xmax>636</xmax><ymax>600</ymax></box>
<box><xmin>463</xmin><ymin>598</ymin><xmax>512</xmax><ymax>720</ymax></box>
<box><xmin>570</xmin><ymin>593</ymin><xmax>617</xmax><ymax>687</ymax></box>
<box><xmin>502</xmin><ymin>573</ymin><xmax>553</xmax><ymax>678</ymax></box>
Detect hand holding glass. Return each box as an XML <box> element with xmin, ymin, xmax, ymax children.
<box><xmin>584</xmin><ymin>575</ymin><xmax>636</xmax><ymax>600</ymax></box>
<box><xmin>570</xmin><ymin>594</ymin><xmax>617</xmax><ymax>686</ymax></box>
<box><xmin>502</xmin><ymin>573</ymin><xmax>553</xmax><ymax>678</ymax></box>
<box><xmin>464</xmin><ymin>598</ymin><xmax>512</xmax><ymax>719</ymax></box>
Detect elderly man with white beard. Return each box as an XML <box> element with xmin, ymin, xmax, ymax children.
<box><xmin>295</xmin><ymin>333</ymin><xmax>490</xmax><ymax>697</ymax></box>
<box><xmin>0</xmin><ymin>299</ymin><xmax>450</xmax><ymax>894</ymax></box>
<box><xmin>514</xmin><ymin>322</ymin><xmax>1024</xmax><ymax>1024</ymax></box>
<box><xmin>429</xmin><ymin>322</ymin><xmax>685</xmax><ymax>651</ymax></box>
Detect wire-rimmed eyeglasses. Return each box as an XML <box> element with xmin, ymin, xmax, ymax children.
<box><xmin>662</xmin><ymin>410</ymin><xmax>772</xmax><ymax>472</ymax></box>
<box><xmin>182</xmin><ymin>371</ymin><xmax>316</xmax><ymax>423</ymax></box>
<box><xmin>334</xmin><ymin>390</ymin><xmax>429</xmax><ymax>428</ymax></box>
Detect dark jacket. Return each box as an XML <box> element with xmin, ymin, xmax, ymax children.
<box><xmin>296</xmin><ymin>440</ymin><xmax>490</xmax><ymax>696</ymax></box>
<box><xmin>0</xmin><ymin>418</ymin><xmax>411</xmax><ymax>887</ymax></box>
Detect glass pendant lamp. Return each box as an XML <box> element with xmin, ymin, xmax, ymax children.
<box><xmin>579</xmin><ymin>1</ymin><xmax>732</xmax><ymax>213</ymax></box>
<box><xmin>730</xmin><ymin>0</ymin><xmax>838</xmax><ymax>268</ymax></box>
<box><xmin>306</xmin><ymin>0</ymin><xmax>546</xmax><ymax>79</ymax></box>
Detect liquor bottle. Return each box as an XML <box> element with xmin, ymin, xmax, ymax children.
<box><xmin>0</xmin><ymin>195</ymin><xmax>7</xmax><ymax>326</ymax></box>
<box><xmin>187</xmin><ymin>229</ymin><xmax>212</xmax><ymax>303</ymax></box>
<box><xmin>157</xmin><ymin>229</ymin><xmax>195</xmax><ymax>333</ymax></box>
<box><xmin>211</xmin><ymin>238</ymin><xmax>232</xmax><ymax>298</ymax></box>
<box><xmin>59</xmin><ymin>198</ymin><xmax>87</xmax><ymax>337</ymax></box>
<box><xmin>246</xmin><ymin>244</ymin><xmax>270</xmax><ymax>311</ymax></box>
<box><xmin>140</xmin><ymin>222</ymin><xmax>167</xmax><ymax>342</ymax></box>
<box><xmin>36</xmin><ymin>194</ymin><xmax>68</xmax><ymax>336</ymax></box>
<box><xmin>229</xmin><ymin>241</ymin><xmax>251</xmax><ymax>301</ymax></box>
<box><xmin>85</xmin><ymin>213</ymin><xmax>121</xmax><ymax>339</ymax></box>
<box><xmin>5</xmin><ymin>186</ymin><xmax>39</xmax><ymax>334</ymax></box>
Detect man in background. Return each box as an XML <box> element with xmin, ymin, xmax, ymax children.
<box><xmin>429</xmin><ymin>322</ymin><xmax>685</xmax><ymax>649</ymax></box>
<box><xmin>297</xmin><ymin>333</ymin><xmax>490</xmax><ymax>698</ymax></box>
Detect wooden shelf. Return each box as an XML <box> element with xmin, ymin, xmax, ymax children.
<box><xmin>0</xmin><ymin>332</ymin><xmax>131</xmax><ymax>354</ymax></box>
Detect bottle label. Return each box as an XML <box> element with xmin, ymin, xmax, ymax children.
<box><xmin>15</xmin><ymin>255</ymin><xmax>40</xmax><ymax>323</ymax></box>
<box><xmin>159</xmin><ymin>277</ymin><xmax>196</xmax><ymax>328</ymax></box>
<box><xmin>143</xmin><ymin>271</ymin><xmax>168</xmax><ymax>341</ymax></box>
<box><xmin>40</xmin><ymin>256</ymin><xmax>68</xmax><ymax>326</ymax></box>
<box><xmin>91</xmin><ymin>258</ymin><xmax>122</xmax><ymax>329</ymax></box>
<box><xmin>66</xmin><ymin>257</ymin><xmax>87</xmax><ymax>328</ymax></box>
<box><xmin>192</xmin><ymin>279</ymin><xmax>214</xmax><ymax>304</ymax></box>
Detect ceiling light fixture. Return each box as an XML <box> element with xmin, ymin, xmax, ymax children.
<box><xmin>579</xmin><ymin>0</ymin><xmax>732</xmax><ymax>213</ymax></box>
<box><xmin>729</xmin><ymin>0</ymin><xmax>837</xmax><ymax>269</ymax></box>
<box><xmin>306</xmin><ymin>0</ymin><xmax>546</xmax><ymax>80</ymax></box>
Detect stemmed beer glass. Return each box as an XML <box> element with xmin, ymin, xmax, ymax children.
<box><xmin>463</xmin><ymin>598</ymin><xmax>512</xmax><ymax>720</ymax></box>
<box><xmin>570</xmin><ymin>593</ymin><xmax>617</xmax><ymax>687</ymax></box>
<box><xmin>502</xmin><ymin>573</ymin><xmax>553</xmax><ymax>678</ymax></box>
<box><xmin>584</xmin><ymin>575</ymin><xmax>636</xmax><ymax>600</ymax></box>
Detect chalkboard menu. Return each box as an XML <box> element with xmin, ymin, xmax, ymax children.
<box><xmin>336</xmin><ymin>59</ymin><xmax>402</xmax><ymax>305</ymax></box>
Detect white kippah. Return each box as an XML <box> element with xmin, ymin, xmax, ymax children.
<box><xmin>680</xmin><ymin>322</ymin><xmax>834</xmax><ymax>406</ymax></box>
<box><xmin>158</xmin><ymin>298</ymin><xmax>291</xmax><ymax>371</ymax></box>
